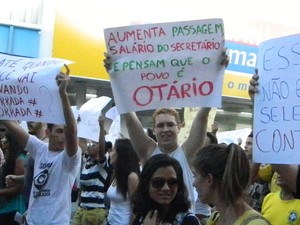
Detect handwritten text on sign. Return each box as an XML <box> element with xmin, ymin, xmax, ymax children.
<box><xmin>254</xmin><ymin>34</ymin><xmax>300</xmax><ymax>164</ymax></box>
<box><xmin>104</xmin><ymin>19</ymin><xmax>225</xmax><ymax>114</ymax></box>
<box><xmin>0</xmin><ymin>53</ymin><xmax>72</xmax><ymax>125</ymax></box>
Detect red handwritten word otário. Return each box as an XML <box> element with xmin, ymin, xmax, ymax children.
<box><xmin>133</xmin><ymin>77</ymin><xmax>213</xmax><ymax>106</ymax></box>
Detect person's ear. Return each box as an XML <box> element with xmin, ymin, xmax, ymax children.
<box><xmin>45</xmin><ymin>128</ymin><xmax>51</xmax><ymax>137</ymax></box>
<box><xmin>207</xmin><ymin>173</ymin><xmax>214</xmax><ymax>186</ymax></box>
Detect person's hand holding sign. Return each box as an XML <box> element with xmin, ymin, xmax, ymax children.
<box><xmin>221</xmin><ymin>48</ymin><xmax>230</xmax><ymax>68</ymax></box>
<box><xmin>103</xmin><ymin>52</ymin><xmax>112</xmax><ymax>73</ymax></box>
<box><xmin>56</xmin><ymin>64</ymin><xmax>70</xmax><ymax>95</ymax></box>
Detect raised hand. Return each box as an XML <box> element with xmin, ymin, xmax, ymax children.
<box><xmin>248</xmin><ymin>69</ymin><xmax>259</xmax><ymax>102</ymax></box>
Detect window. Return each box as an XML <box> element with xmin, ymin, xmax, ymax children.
<box><xmin>0</xmin><ymin>0</ymin><xmax>43</xmax><ymax>57</ymax></box>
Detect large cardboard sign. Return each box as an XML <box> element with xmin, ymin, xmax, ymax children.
<box><xmin>104</xmin><ymin>18</ymin><xmax>225</xmax><ymax>114</ymax></box>
<box><xmin>254</xmin><ymin>34</ymin><xmax>300</xmax><ymax>164</ymax></box>
<box><xmin>0</xmin><ymin>53</ymin><xmax>72</xmax><ymax>125</ymax></box>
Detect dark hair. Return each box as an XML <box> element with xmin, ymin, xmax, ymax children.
<box><xmin>206</xmin><ymin>132</ymin><xmax>218</xmax><ymax>144</ymax></box>
<box><xmin>47</xmin><ymin>123</ymin><xmax>54</xmax><ymax>131</ymax></box>
<box><xmin>0</xmin><ymin>131</ymin><xmax>25</xmax><ymax>187</ymax></box>
<box><xmin>132</xmin><ymin>154</ymin><xmax>190</xmax><ymax>223</ymax></box>
<box><xmin>248</xmin><ymin>131</ymin><xmax>253</xmax><ymax>138</ymax></box>
<box><xmin>113</xmin><ymin>138</ymin><xmax>140</xmax><ymax>199</ymax></box>
<box><xmin>193</xmin><ymin>143</ymin><xmax>250</xmax><ymax>206</ymax></box>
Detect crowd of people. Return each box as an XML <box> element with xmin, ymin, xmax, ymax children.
<box><xmin>0</xmin><ymin>47</ymin><xmax>300</xmax><ymax>225</ymax></box>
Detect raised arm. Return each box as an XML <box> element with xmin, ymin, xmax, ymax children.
<box><xmin>248</xmin><ymin>69</ymin><xmax>259</xmax><ymax>101</ymax></box>
<box><xmin>182</xmin><ymin>107</ymin><xmax>211</xmax><ymax>166</ymax></box>
<box><xmin>124</xmin><ymin>112</ymin><xmax>156</xmax><ymax>164</ymax></box>
<box><xmin>0</xmin><ymin>121</ymin><xmax>29</xmax><ymax>148</ymax></box>
<box><xmin>182</xmin><ymin>49</ymin><xmax>229</xmax><ymax>166</ymax></box>
<box><xmin>56</xmin><ymin>65</ymin><xmax>78</xmax><ymax>157</ymax></box>
<box><xmin>211</xmin><ymin>121</ymin><xmax>219</xmax><ymax>135</ymax></box>
<box><xmin>98</xmin><ymin>115</ymin><xmax>106</xmax><ymax>161</ymax></box>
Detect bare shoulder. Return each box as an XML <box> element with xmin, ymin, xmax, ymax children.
<box><xmin>128</xmin><ymin>171</ymin><xmax>140</xmax><ymax>181</ymax></box>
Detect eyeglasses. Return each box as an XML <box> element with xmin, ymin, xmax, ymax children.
<box><xmin>155</xmin><ymin>122</ymin><xmax>178</xmax><ymax>129</ymax></box>
<box><xmin>150</xmin><ymin>177</ymin><xmax>178</xmax><ymax>189</ymax></box>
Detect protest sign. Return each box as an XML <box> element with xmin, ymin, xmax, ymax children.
<box><xmin>104</xmin><ymin>18</ymin><xmax>225</xmax><ymax>114</ymax></box>
<box><xmin>254</xmin><ymin>34</ymin><xmax>300</xmax><ymax>164</ymax></box>
<box><xmin>77</xmin><ymin>96</ymin><xmax>112</xmax><ymax>142</ymax></box>
<box><xmin>105</xmin><ymin>106</ymin><xmax>121</xmax><ymax>144</ymax></box>
<box><xmin>0</xmin><ymin>53</ymin><xmax>72</xmax><ymax>124</ymax></box>
<box><xmin>217</xmin><ymin>128</ymin><xmax>251</xmax><ymax>146</ymax></box>
<box><xmin>105</xmin><ymin>105</ymin><xmax>119</xmax><ymax>121</ymax></box>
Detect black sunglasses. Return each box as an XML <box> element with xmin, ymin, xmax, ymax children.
<box><xmin>150</xmin><ymin>177</ymin><xmax>178</xmax><ymax>189</ymax></box>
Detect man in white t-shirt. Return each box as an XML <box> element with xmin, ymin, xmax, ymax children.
<box><xmin>104</xmin><ymin>51</ymin><xmax>229</xmax><ymax>214</ymax></box>
<box><xmin>1</xmin><ymin>68</ymin><xmax>81</xmax><ymax>225</ymax></box>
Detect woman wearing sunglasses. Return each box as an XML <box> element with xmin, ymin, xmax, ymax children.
<box><xmin>131</xmin><ymin>154</ymin><xmax>200</xmax><ymax>225</ymax></box>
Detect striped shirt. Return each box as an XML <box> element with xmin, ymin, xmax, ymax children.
<box><xmin>79</xmin><ymin>156</ymin><xmax>111</xmax><ymax>209</ymax></box>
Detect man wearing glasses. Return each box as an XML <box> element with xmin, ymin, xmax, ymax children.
<box><xmin>104</xmin><ymin>49</ymin><xmax>230</xmax><ymax>219</ymax></box>
<box><xmin>123</xmin><ymin>107</ymin><xmax>211</xmax><ymax>215</ymax></box>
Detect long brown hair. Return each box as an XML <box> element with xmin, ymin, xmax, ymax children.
<box><xmin>193</xmin><ymin>143</ymin><xmax>250</xmax><ymax>206</ymax></box>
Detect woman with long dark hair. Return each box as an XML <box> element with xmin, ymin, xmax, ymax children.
<box><xmin>0</xmin><ymin>131</ymin><xmax>26</xmax><ymax>225</ymax></box>
<box><xmin>131</xmin><ymin>154</ymin><xmax>200</xmax><ymax>225</ymax></box>
<box><xmin>106</xmin><ymin>138</ymin><xmax>140</xmax><ymax>225</ymax></box>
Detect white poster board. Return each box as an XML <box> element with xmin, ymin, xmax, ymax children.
<box><xmin>77</xmin><ymin>96</ymin><xmax>112</xmax><ymax>142</ymax></box>
<box><xmin>104</xmin><ymin>106</ymin><xmax>121</xmax><ymax>144</ymax></box>
<box><xmin>254</xmin><ymin>34</ymin><xmax>300</xmax><ymax>164</ymax></box>
<box><xmin>104</xmin><ymin>18</ymin><xmax>225</xmax><ymax>114</ymax></box>
<box><xmin>0</xmin><ymin>53</ymin><xmax>72</xmax><ymax>125</ymax></box>
<box><xmin>217</xmin><ymin>128</ymin><xmax>251</xmax><ymax>146</ymax></box>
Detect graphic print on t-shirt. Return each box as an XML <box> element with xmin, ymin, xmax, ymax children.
<box><xmin>33</xmin><ymin>162</ymin><xmax>53</xmax><ymax>198</ymax></box>
<box><xmin>34</xmin><ymin>169</ymin><xmax>49</xmax><ymax>190</ymax></box>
